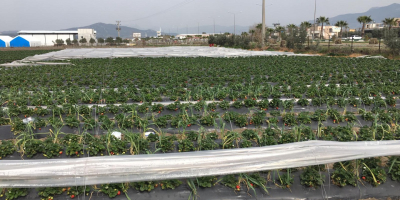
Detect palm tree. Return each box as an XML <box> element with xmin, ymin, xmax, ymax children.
<box><xmin>357</xmin><ymin>16</ymin><xmax>372</xmax><ymax>37</ymax></box>
<box><xmin>249</xmin><ymin>29</ymin><xmax>256</xmax><ymax>41</ymax></box>
<box><xmin>300</xmin><ymin>21</ymin><xmax>312</xmax><ymax>38</ymax></box>
<box><xmin>286</xmin><ymin>24</ymin><xmax>297</xmax><ymax>35</ymax></box>
<box><xmin>241</xmin><ymin>32</ymin><xmax>248</xmax><ymax>37</ymax></box>
<box><xmin>316</xmin><ymin>16</ymin><xmax>330</xmax><ymax>39</ymax></box>
<box><xmin>334</xmin><ymin>20</ymin><xmax>348</xmax><ymax>38</ymax></box>
<box><xmin>267</xmin><ymin>28</ymin><xmax>275</xmax><ymax>38</ymax></box>
<box><xmin>382</xmin><ymin>18</ymin><xmax>399</xmax><ymax>30</ymax></box>
<box><xmin>275</xmin><ymin>26</ymin><xmax>285</xmax><ymax>40</ymax></box>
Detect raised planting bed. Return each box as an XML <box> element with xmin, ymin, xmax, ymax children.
<box><xmin>1</xmin><ymin>56</ymin><xmax>400</xmax><ymax>199</ymax></box>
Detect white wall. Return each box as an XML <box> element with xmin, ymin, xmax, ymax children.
<box><xmin>78</xmin><ymin>29</ymin><xmax>96</xmax><ymax>44</ymax></box>
<box><xmin>19</xmin><ymin>34</ymin><xmax>76</xmax><ymax>46</ymax></box>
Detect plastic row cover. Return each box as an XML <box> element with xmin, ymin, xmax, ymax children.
<box><xmin>1</xmin><ymin>140</ymin><xmax>400</xmax><ymax>188</ymax></box>
<box><xmin>18</xmin><ymin>47</ymin><xmax>313</xmax><ymax>62</ymax></box>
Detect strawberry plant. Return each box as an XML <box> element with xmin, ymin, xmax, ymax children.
<box><xmin>37</xmin><ymin>187</ymin><xmax>63</xmax><ymax>200</ymax></box>
<box><xmin>151</xmin><ymin>104</ymin><xmax>164</xmax><ymax>113</ymax></box>
<box><xmin>42</xmin><ymin>138</ymin><xmax>63</xmax><ymax>158</ymax></box>
<box><xmin>101</xmin><ymin>134</ymin><xmax>127</xmax><ymax>155</ymax></box>
<box><xmin>297</xmin><ymin>112</ymin><xmax>312</xmax><ymax>124</ymax></box>
<box><xmin>297</xmin><ymin>98</ymin><xmax>309</xmax><ymax>107</ymax></box>
<box><xmin>219</xmin><ymin>100</ymin><xmax>230</xmax><ymax>110</ymax></box>
<box><xmin>207</xmin><ymin>132</ymin><xmax>218</xmax><ymax>140</ymax></box>
<box><xmin>195</xmin><ymin>176</ymin><xmax>217</xmax><ymax>188</ymax></box>
<box><xmin>4</xmin><ymin>188</ymin><xmax>28</xmax><ymax>200</ymax></box>
<box><xmin>178</xmin><ymin>139</ymin><xmax>195</xmax><ymax>152</ymax></box>
<box><xmin>198</xmin><ymin>138</ymin><xmax>219</xmax><ymax>150</ymax></box>
<box><xmin>160</xmin><ymin>179</ymin><xmax>182</xmax><ymax>189</ymax></box>
<box><xmin>232</xmin><ymin>100</ymin><xmax>243</xmax><ymax>109</ymax></box>
<box><xmin>388</xmin><ymin>156</ymin><xmax>400</xmax><ymax>181</ymax></box>
<box><xmin>66</xmin><ymin>186</ymin><xmax>91</xmax><ymax>197</ymax></box>
<box><xmin>241</xmin><ymin>129</ymin><xmax>258</xmax><ymax>141</ymax></box>
<box><xmin>240</xmin><ymin>139</ymin><xmax>253</xmax><ymax>148</ymax></box>
<box><xmin>300</xmin><ymin>166</ymin><xmax>325</xmax><ymax>188</ymax></box>
<box><xmin>278</xmin><ymin>132</ymin><xmax>296</xmax><ymax>144</ymax></box>
<box><xmin>282</xmin><ymin>113</ymin><xmax>296</xmax><ymax>126</ymax></box>
<box><xmin>157</xmin><ymin>137</ymin><xmax>174</xmax><ymax>153</ymax></box>
<box><xmin>244</xmin><ymin>99</ymin><xmax>257</xmax><ymax>107</ymax></box>
<box><xmin>85</xmin><ymin>137</ymin><xmax>106</xmax><ymax>156</ymax></box>
<box><xmin>361</xmin><ymin>158</ymin><xmax>387</xmax><ymax>187</ymax></box>
<box><xmin>65</xmin><ymin>115</ymin><xmax>80</xmax><ymax>128</ymax></box>
<box><xmin>146</xmin><ymin>133</ymin><xmax>159</xmax><ymax>142</ymax></box>
<box><xmin>221</xmin><ymin>174</ymin><xmax>239</xmax><ymax>190</ymax></box>
<box><xmin>0</xmin><ymin>140</ymin><xmax>15</xmax><ymax>159</ymax></box>
<box><xmin>331</xmin><ymin>161</ymin><xmax>357</xmax><ymax>187</ymax></box>
<box><xmin>131</xmin><ymin>181</ymin><xmax>156</xmax><ymax>192</ymax></box>
<box><xmin>100</xmin><ymin>183</ymin><xmax>125</xmax><ymax>198</ymax></box>
<box><xmin>66</xmin><ymin>141</ymin><xmax>83</xmax><ymax>157</ymax></box>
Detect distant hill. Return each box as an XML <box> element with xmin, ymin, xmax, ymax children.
<box><xmin>320</xmin><ymin>3</ymin><xmax>400</xmax><ymax>28</ymax></box>
<box><xmin>63</xmin><ymin>22</ymin><xmax>158</xmax><ymax>39</ymax></box>
<box><xmin>0</xmin><ymin>30</ymin><xmax>18</xmax><ymax>37</ymax></box>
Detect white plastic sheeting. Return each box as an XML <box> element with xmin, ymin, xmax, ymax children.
<box><xmin>1</xmin><ymin>140</ymin><xmax>400</xmax><ymax>188</ymax></box>
<box><xmin>19</xmin><ymin>47</ymin><xmax>315</xmax><ymax>62</ymax></box>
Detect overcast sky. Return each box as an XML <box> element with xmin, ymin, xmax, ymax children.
<box><xmin>0</xmin><ymin>0</ymin><xmax>398</xmax><ymax>32</ymax></box>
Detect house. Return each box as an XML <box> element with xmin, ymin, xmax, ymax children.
<box><xmin>310</xmin><ymin>25</ymin><xmax>341</xmax><ymax>39</ymax></box>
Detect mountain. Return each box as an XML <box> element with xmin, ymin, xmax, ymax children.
<box><xmin>173</xmin><ymin>25</ymin><xmax>250</xmax><ymax>35</ymax></box>
<box><xmin>322</xmin><ymin>3</ymin><xmax>400</xmax><ymax>28</ymax></box>
<box><xmin>63</xmin><ymin>22</ymin><xmax>158</xmax><ymax>38</ymax></box>
<box><xmin>0</xmin><ymin>30</ymin><xmax>18</xmax><ymax>37</ymax></box>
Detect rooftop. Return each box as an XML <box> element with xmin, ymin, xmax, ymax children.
<box><xmin>18</xmin><ymin>30</ymin><xmax>78</xmax><ymax>34</ymax></box>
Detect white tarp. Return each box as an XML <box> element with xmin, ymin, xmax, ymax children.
<box><xmin>1</xmin><ymin>140</ymin><xmax>399</xmax><ymax>187</ymax></box>
<box><xmin>18</xmin><ymin>47</ymin><xmax>315</xmax><ymax>62</ymax></box>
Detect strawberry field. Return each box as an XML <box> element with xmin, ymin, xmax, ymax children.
<box><xmin>1</xmin><ymin>56</ymin><xmax>400</xmax><ymax>199</ymax></box>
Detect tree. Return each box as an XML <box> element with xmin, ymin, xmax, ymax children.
<box><xmin>105</xmin><ymin>37</ymin><xmax>114</xmax><ymax>45</ymax></box>
<box><xmin>275</xmin><ymin>26</ymin><xmax>285</xmax><ymax>41</ymax></box>
<box><xmin>72</xmin><ymin>39</ymin><xmax>78</xmax><ymax>46</ymax></box>
<box><xmin>287</xmin><ymin>24</ymin><xmax>297</xmax><ymax>35</ymax></box>
<box><xmin>66</xmin><ymin>38</ymin><xmax>72</xmax><ymax>45</ymax></box>
<box><xmin>97</xmin><ymin>38</ymin><xmax>104</xmax><ymax>46</ymax></box>
<box><xmin>55</xmin><ymin>39</ymin><xmax>64</xmax><ymax>46</ymax></box>
<box><xmin>382</xmin><ymin>18</ymin><xmax>399</xmax><ymax>30</ymax></box>
<box><xmin>89</xmin><ymin>38</ymin><xmax>96</xmax><ymax>46</ymax></box>
<box><xmin>357</xmin><ymin>15</ymin><xmax>372</xmax><ymax>37</ymax></box>
<box><xmin>300</xmin><ymin>21</ymin><xmax>312</xmax><ymax>38</ymax></box>
<box><xmin>123</xmin><ymin>39</ymin><xmax>130</xmax><ymax>43</ymax></box>
<box><xmin>241</xmin><ymin>32</ymin><xmax>248</xmax><ymax>37</ymax></box>
<box><xmin>79</xmin><ymin>38</ymin><xmax>87</xmax><ymax>44</ymax></box>
<box><xmin>267</xmin><ymin>28</ymin><xmax>275</xmax><ymax>38</ymax></box>
<box><xmin>383</xmin><ymin>28</ymin><xmax>400</xmax><ymax>55</ymax></box>
<box><xmin>115</xmin><ymin>37</ymin><xmax>123</xmax><ymax>45</ymax></box>
<box><xmin>249</xmin><ymin>29</ymin><xmax>256</xmax><ymax>41</ymax></box>
<box><xmin>316</xmin><ymin>16</ymin><xmax>330</xmax><ymax>39</ymax></box>
<box><xmin>334</xmin><ymin>20</ymin><xmax>348</xmax><ymax>38</ymax></box>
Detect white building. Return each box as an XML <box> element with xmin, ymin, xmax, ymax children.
<box><xmin>18</xmin><ymin>30</ymin><xmax>77</xmax><ymax>46</ymax></box>
<box><xmin>175</xmin><ymin>33</ymin><xmax>210</xmax><ymax>40</ymax></box>
<box><xmin>133</xmin><ymin>33</ymin><xmax>142</xmax><ymax>40</ymax></box>
<box><xmin>17</xmin><ymin>29</ymin><xmax>96</xmax><ymax>46</ymax></box>
<box><xmin>78</xmin><ymin>29</ymin><xmax>97</xmax><ymax>43</ymax></box>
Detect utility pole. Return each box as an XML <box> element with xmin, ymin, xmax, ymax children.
<box><xmin>313</xmin><ymin>0</ymin><xmax>316</xmax><ymax>40</ymax></box>
<box><xmin>116</xmin><ymin>21</ymin><xmax>121</xmax><ymax>38</ymax></box>
<box><xmin>261</xmin><ymin>0</ymin><xmax>266</xmax><ymax>47</ymax></box>
<box><xmin>228</xmin><ymin>12</ymin><xmax>241</xmax><ymax>35</ymax></box>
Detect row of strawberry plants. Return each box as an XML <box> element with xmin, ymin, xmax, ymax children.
<box><xmin>2</xmin><ymin>124</ymin><xmax>400</xmax><ymax>160</ymax></box>
<box><xmin>1</xmin><ymin>56</ymin><xmax>399</xmax><ymax>89</ymax></box>
<box><xmin>1</xmin><ymin>104</ymin><xmax>399</xmax><ymax>135</ymax></box>
<box><xmin>0</xmin><ymin>84</ymin><xmax>399</xmax><ymax>106</ymax></box>
<box><xmin>1</xmin><ymin>157</ymin><xmax>400</xmax><ymax>200</ymax></box>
